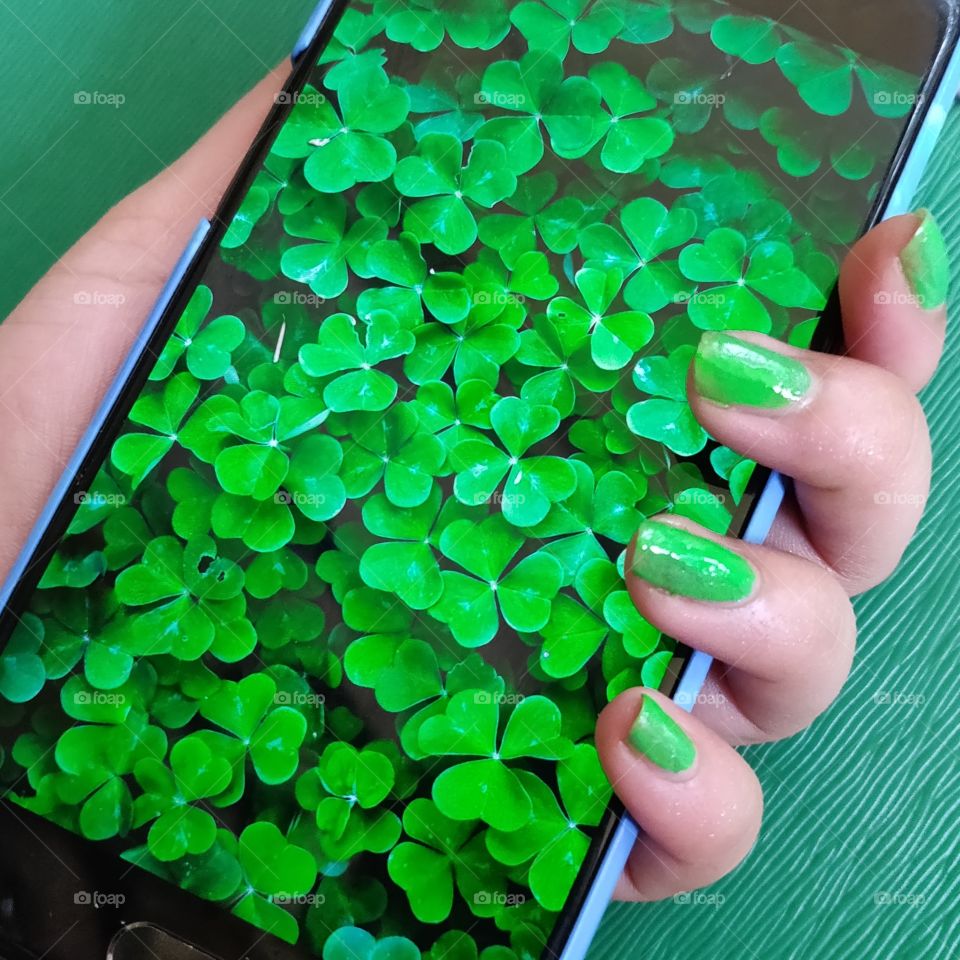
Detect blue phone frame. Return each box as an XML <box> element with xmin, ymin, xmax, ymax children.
<box><xmin>1</xmin><ymin>4</ymin><xmax>958</xmax><ymax>959</ymax></box>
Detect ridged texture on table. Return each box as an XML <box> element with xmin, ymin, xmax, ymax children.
<box><xmin>588</xmin><ymin>106</ymin><xmax>960</xmax><ymax>960</ymax></box>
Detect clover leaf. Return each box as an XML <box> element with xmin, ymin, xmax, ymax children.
<box><xmin>450</xmin><ymin>396</ymin><xmax>577</xmax><ymax>526</ymax></box>
<box><xmin>0</xmin><ymin>614</ymin><xmax>46</xmax><ymax>703</ymax></box>
<box><xmin>111</xmin><ymin>373</ymin><xmax>199</xmax><ymax>487</ymax></box>
<box><xmin>710</xmin><ymin>13</ymin><xmax>780</xmax><ymax>65</ymax></box>
<box><xmin>387</xmin><ymin>798</ymin><xmax>481</xmax><ymax>923</ymax></box>
<box><xmin>420</xmin><ymin>692</ymin><xmax>572</xmax><ymax>829</ymax></box>
<box><xmin>132</xmin><ymin>734</ymin><xmax>232</xmax><ymax>861</ymax></box>
<box><xmin>299</xmin><ymin>312</ymin><xmax>415</xmax><ymax>412</ymax></box>
<box><xmin>548</xmin><ymin>265</ymin><xmax>654</xmax><ymax>371</ymax></box>
<box><xmin>429</xmin><ymin>515</ymin><xmax>564</xmax><ymax>647</ymax></box>
<box><xmin>273</xmin><ymin>61</ymin><xmax>410</xmax><ymax>192</ymax></box>
<box><xmin>510</xmin><ymin>0</ymin><xmax>623</xmax><ymax>58</ymax></box>
<box><xmin>678</xmin><ymin>227</ymin><xmax>827</xmax><ymax>332</ymax></box>
<box><xmin>475</xmin><ymin>54</ymin><xmax>607</xmax><ymax>174</ymax></box>
<box><xmin>199</xmin><ymin>672</ymin><xmax>307</xmax><ymax>784</ymax></box>
<box><xmin>281</xmin><ymin>194</ymin><xmax>388</xmax><ymax>299</ymax></box>
<box><xmin>395</xmin><ymin>135</ymin><xmax>517</xmax><ymax>255</ymax></box>
<box><xmin>580</xmin><ymin>197</ymin><xmax>696</xmax><ymax>313</ymax></box>
<box><xmin>378</xmin><ymin>0</ymin><xmax>510</xmax><ymax>52</ymax></box>
<box><xmin>295</xmin><ymin>741</ymin><xmax>401</xmax><ymax>864</ymax></box>
<box><xmin>589</xmin><ymin>61</ymin><xmax>674</xmax><ymax>173</ymax></box>
<box><xmin>487</xmin><ymin>745</ymin><xmax>611</xmax><ymax>910</ymax></box>
<box><xmin>150</xmin><ymin>285</ymin><xmax>245</xmax><ymax>382</ymax></box>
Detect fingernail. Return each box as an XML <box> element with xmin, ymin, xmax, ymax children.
<box><xmin>693</xmin><ymin>332</ymin><xmax>811</xmax><ymax>409</ymax></box>
<box><xmin>627</xmin><ymin>696</ymin><xmax>697</xmax><ymax>773</ymax></box>
<box><xmin>900</xmin><ymin>209</ymin><xmax>949</xmax><ymax>311</ymax></box>
<box><xmin>632</xmin><ymin>521</ymin><xmax>756</xmax><ymax>603</ymax></box>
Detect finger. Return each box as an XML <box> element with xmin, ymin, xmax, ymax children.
<box><xmin>839</xmin><ymin>211</ymin><xmax>949</xmax><ymax>393</ymax></box>
<box><xmin>0</xmin><ymin>66</ymin><xmax>285</xmax><ymax>579</ymax></box>
<box><xmin>689</xmin><ymin>331</ymin><xmax>931</xmax><ymax>593</ymax></box>
<box><xmin>596</xmin><ymin>688</ymin><xmax>763</xmax><ymax>901</ymax></box>
<box><xmin>625</xmin><ymin>517</ymin><xmax>856</xmax><ymax>743</ymax></box>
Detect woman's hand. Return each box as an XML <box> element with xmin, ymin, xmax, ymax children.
<box><xmin>0</xmin><ymin>69</ymin><xmax>948</xmax><ymax>904</ymax></box>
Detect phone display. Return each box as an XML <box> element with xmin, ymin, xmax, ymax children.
<box><xmin>0</xmin><ymin>1</ymin><xmax>943</xmax><ymax>958</ymax></box>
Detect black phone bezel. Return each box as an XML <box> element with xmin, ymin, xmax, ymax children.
<box><xmin>0</xmin><ymin>1</ymin><xmax>956</xmax><ymax>958</ymax></box>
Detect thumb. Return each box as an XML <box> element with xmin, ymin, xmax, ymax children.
<box><xmin>0</xmin><ymin>65</ymin><xmax>286</xmax><ymax>579</ymax></box>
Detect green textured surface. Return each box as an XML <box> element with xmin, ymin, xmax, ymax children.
<box><xmin>0</xmin><ymin>2</ymin><xmax>958</xmax><ymax>957</ymax></box>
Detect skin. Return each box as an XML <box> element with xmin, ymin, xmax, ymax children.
<box><xmin>0</xmin><ymin>70</ymin><xmax>948</xmax><ymax>905</ymax></box>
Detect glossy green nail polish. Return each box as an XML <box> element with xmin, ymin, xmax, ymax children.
<box><xmin>900</xmin><ymin>209</ymin><xmax>949</xmax><ymax>310</ymax></box>
<box><xmin>627</xmin><ymin>696</ymin><xmax>696</xmax><ymax>773</ymax></box>
<box><xmin>694</xmin><ymin>332</ymin><xmax>811</xmax><ymax>409</ymax></box>
<box><xmin>633</xmin><ymin>521</ymin><xmax>756</xmax><ymax>602</ymax></box>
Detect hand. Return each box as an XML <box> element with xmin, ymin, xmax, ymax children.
<box><xmin>597</xmin><ymin>214</ymin><xmax>948</xmax><ymax>899</ymax></box>
<box><xmin>0</xmin><ymin>70</ymin><xmax>948</xmax><ymax>905</ymax></box>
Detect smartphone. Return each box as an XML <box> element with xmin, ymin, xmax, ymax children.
<box><xmin>0</xmin><ymin>2</ymin><xmax>956</xmax><ymax>960</ymax></box>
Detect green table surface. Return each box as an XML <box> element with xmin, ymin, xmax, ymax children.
<box><xmin>2</xmin><ymin>2</ymin><xmax>959</xmax><ymax>958</ymax></box>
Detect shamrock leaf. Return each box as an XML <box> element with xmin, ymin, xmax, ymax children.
<box><xmin>450</xmin><ymin>397</ymin><xmax>577</xmax><ymax>526</ymax></box>
<box><xmin>299</xmin><ymin>312</ymin><xmax>415</xmax><ymax>412</ymax></box>
<box><xmin>547</xmin><ymin>265</ymin><xmax>654</xmax><ymax>371</ymax></box>
<box><xmin>115</xmin><ymin>535</ymin><xmax>255</xmax><ymax>664</ymax></box>
<box><xmin>150</xmin><ymin>286</ymin><xmax>245</xmax><ymax>382</ymax></box>
<box><xmin>510</xmin><ymin>0</ymin><xmax>623</xmax><ymax>58</ymax></box>
<box><xmin>111</xmin><ymin>373</ymin><xmax>199</xmax><ymax>487</ymax></box>
<box><xmin>396</xmin><ymin>134</ymin><xmax>518</xmax><ymax>255</ymax></box>
<box><xmin>132</xmin><ymin>734</ymin><xmax>232</xmax><ymax>861</ymax></box>
<box><xmin>580</xmin><ymin>197</ymin><xmax>696</xmax><ymax>313</ymax></box>
<box><xmin>273</xmin><ymin>61</ymin><xmax>410</xmax><ymax>192</ymax></box>
<box><xmin>589</xmin><ymin>61</ymin><xmax>674</xmax><ymax>173</ymax></box>
<box><xmin>429</xmin><ymin>515</ymin><xmax>564</xmax><ymax>647</ymax></box>
<box><xmin>378</xmin><ymin>0</ymin><xmax>510</xmax><ymax>52</ymax></box>
<box><xmin>222</xmin><ymin>184</ymin><xmax>271</xmax><ymax>250</ymax></box>
<box><xmin>475</xmin><ymin>54</ymin><xmax>608</xmax><ymax>174</ymax></box>
<box><xmin>0</xmin><ymin>614</ymin><xmax>46</xmax><ymax>703</ymax></box>
<box><xmin>679</xmin><ymin>227</ymin><xmax>827</xmax><ymax>332</ymax></box>
<box><xmin>776</xmin><ymin>41</ymin><xmax>857</xmax><ymax>116</ymax></box>
<box><xmin>358</xmin><ymin>486</ymin><xmax>450</xmax><ymax>610</ymax></box>
<box><xmin>281</xmin><ymin>194</ymin><xmax>388</xmax><ymax>299</ymax></box>
<box><xmin>199</xmin><ymin>672</ymin><xmax>308</xmax><ymax>784</ymax></box>
<box><xmin>296</xmin><ymin>742</ymin><xmax>401</xmax><ymax>863</ymax></box>
<box><xmin>365</xmin><ymin>232</ymin><xmax>472</xmax><ymax>324</ymax></box>
<box><xmin>387</xmin><ymin>798</ymin><xmax>481</xmax><ymax>923</ymax></box>
<box><xmin>487</xmin><ymin>745</ymin><xmax>611</xmax><ymax>909</ymax></box>
<box><xmin>710</xmin><ymin>13</ymin><xmax>780</xmax><ymax>65</ymax></box>
<box><xmin>538</xmin><ymin>594</ymin><xmax>608</xmax><ymax>678</ymax></box>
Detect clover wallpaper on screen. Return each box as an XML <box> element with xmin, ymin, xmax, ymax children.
<box><xmin>0</xmin><ymin>1</ymin><xmax>918</xmax><ymax>958</ymax></box>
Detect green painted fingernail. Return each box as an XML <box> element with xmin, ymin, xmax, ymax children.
<box><xmin>633</xmin><ymin>521</ymin><xmax>756</xmax><ymax>603</ymax></box>
<box><xmin>627</xmin><ymin>696</ymin><xmax>696</xmax><ymax>773</ymax></box>
<box><xmin>693</xmin><ymin>332</ymin><xmax>811</xmax><ymax>409</ymax></box>
<box><xmin>900</xmin><ymin>209</ymin><xmax>949</xmax><ymax>310</ymax></box>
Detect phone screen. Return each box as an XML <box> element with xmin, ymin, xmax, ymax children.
<box><xmin>0</xmin><ymin>1</ymin><xmax>944</xmax><ymax>958</ymax></box>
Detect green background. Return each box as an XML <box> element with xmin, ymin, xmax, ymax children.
<box><xmin>1</xmin><ymin>1</ymin><xmax>958</xmax><ymax>956</ymax></box>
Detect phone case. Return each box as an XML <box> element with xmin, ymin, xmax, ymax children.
<box><xmin>1</xmin><ymin>4</ymin><xmax>958</xmax><ymax>960</ymax></box>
